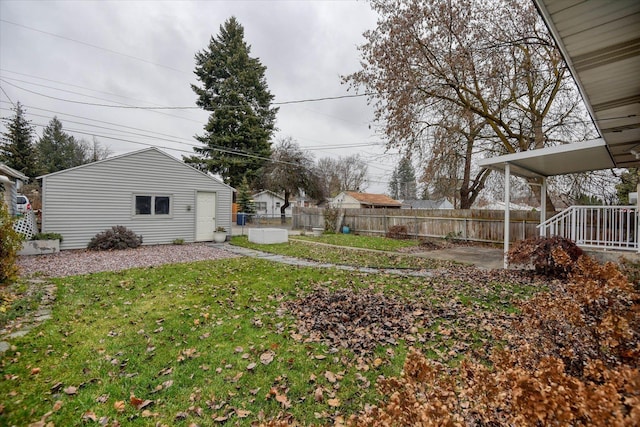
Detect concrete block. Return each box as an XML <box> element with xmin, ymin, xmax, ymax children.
<box><xmin>19</xmin><ymin>240</ymin><xmax>60</xmax><ymax>256</ymax></box>
<box><xmin>248</xmin><ymin>228</ymin><xmax>288</xmax><ymax>244</ymax></box>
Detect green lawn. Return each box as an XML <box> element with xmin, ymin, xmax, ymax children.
<box><xmin>231</xmin><ymin>235</ymin><xmax>452</xmax><ymax>269</ymax></box>
<box><xmin>0</xmin><ymin>254</ymin><xmax>541</xmax><ymax>426</ymax></box>
<box><xmin>292</xmin><ymin>233</ymin><xmax>420</xmax><ymax>252</ymax></box>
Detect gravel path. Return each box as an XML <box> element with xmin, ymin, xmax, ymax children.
<box><xmin>17</xmin><ymin>243</ymin><xmax>239</xmax><ymax>278</ymax></box>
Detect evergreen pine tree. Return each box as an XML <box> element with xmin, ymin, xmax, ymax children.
<box><xmin>0</xmin><ymin>102</ymin><xmax>39</xmax><ymax>178</ymax></box>
<box><xmin>388</xmin><ymin>168</ymin><xmax>400</xmax><ymax>199</ymax></box>
<box><xmin>185</xmin><ymin>17</ymin><xmax>278</xmax><ymax>189</ymax></box>
<box><xmin>237</xmin><ymin>177</ymin><xmax>255</xmax><ymax>214</ymax></box>
<box><xmin>389</xmin><ymin>156</ymin><xmax>417</xmax><ymax>200</ymax></box>
<box><xmin>37</xmin><ymin>117</ymin><xmax>87</xmax><ymax>174</ymax></box>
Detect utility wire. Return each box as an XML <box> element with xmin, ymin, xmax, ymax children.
<box><xmin>1</xmin><ymin>112</ymin><xmax>381</xmax><ymax>169</ymax></box>
<box><xmin>0</xmin><ymin>102</ymin><xmax>194</xmax><ymax>141</ymax></box>
<box><xmin>1</xmin><ymin>69</ymin><xmax>375</xmax><ymax>127</ymax></box>
<box><xmin>2</xmin><ymin>112</ymin><xmax>395</xmax><ymax>186</ymax></box>
<box><xmin>0</xmin><ymin>79</ymin><xmax>204</xmax><ymax>124</ymax></box>
<box><xmin>0</xmin><ymin>19</ymin><xmax>190</xmax><ymax>74</ymax></box>
<box><xmin>0</xmin><ymin>78</ymin><xmax>375</xmax><ymax>109</ymax></box>
<box><xmin>0</xmin><ymin>69</ymin><xmax>176</xmax><ymax>106</ymax></box>
<box><xmin>0</xmin><ymin>79</ymin><xmax>197</xmax><ymax>110</ymax></box>
<box><xmin>0</xmin><ymin>86</ymin><xmax>15</xmax><ymax>107</ymax></box>
<box><xmin>0</xmin><ymin>103</ymin><xmax>383</xmax><ymax>155</ymax></box>
<box><xmin>11</xmin><ymin>119</ymin><xmax>331</xmax><ymax>169</ymax></box>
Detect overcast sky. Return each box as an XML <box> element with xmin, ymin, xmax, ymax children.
<box><xmin>0</xmin><ymin>0</ymin><xmax>401</xmax><ymax>193</ymax></box>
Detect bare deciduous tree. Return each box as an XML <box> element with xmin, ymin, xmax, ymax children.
<box><xmin>316</xmin><ymin>155</ymin><xmax>368</xmax><ymax>197</ymax></box>
<box><xmin>345</xmin><ymin>0</ymin><xmax>593</xmax><ymax>211</ymax></box>
<box><xmin>261</xmin><ymin>137</ymin><xmax>322</xmax><ymax>223</ymax></box>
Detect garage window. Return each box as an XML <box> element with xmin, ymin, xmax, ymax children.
<box><xmin>135</xmin><ymin>195</ymin><xmax>171</xmax><ymax>216</ymax></box>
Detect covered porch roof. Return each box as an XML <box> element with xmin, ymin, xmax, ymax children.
<box><xmin>480</xmin><ymin>1</ymin><xmax>639</xmax><ymax>178</ymax></box>
<box><xmin>534</xmin><ymin>0</ymin><xmax>640</xmax><ymax>171</ymax></box>
<box><xmin>477</xmin><ymin>138</ymin><xmax>613</xmax><ymax>179</ymax></box>
<box><xmin>480</xmin><ymin>0</ymin><xmax>639</xmax><ymax>267</ymax></box>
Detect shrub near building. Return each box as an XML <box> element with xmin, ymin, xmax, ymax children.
<box><xmin>0</xmin><ymin>203</ymin><xmax>23</xmax><ymax>285</ymax></box>
<box><xmin>87</xmin><ymin>226</ymin><xmax>142</xmax><ymax>251</ymax></box>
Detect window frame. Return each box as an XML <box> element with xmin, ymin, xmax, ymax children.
<box><xmin>133</xmin><ymin>194</ymin><xmax>173</xmax><ymax>218</ymax></box>
<box><xmin>255</xmin><ymin>201</ymin><xmax>267</xmax><ymax>212</ymax></box>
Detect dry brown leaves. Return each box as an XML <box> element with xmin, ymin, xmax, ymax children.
<box><xmin>284</xmin><ymin>287</ymin><xmax>424</xmax><ymax>354</ymax></box>
<box><xmin>284</xmin><ymin>266</ymin><xmax>541</xmax><ymax>359</ymax></box>
<box><xmin>349</xmin><ymin>253</ymin><xmax>640</xmax><ymax>426</ymax></box>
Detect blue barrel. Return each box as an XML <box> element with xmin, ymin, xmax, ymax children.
<box><xmin>237</xmin><ymin>213</ymin><xmax>246</xmax><ymax>225</ymax></box>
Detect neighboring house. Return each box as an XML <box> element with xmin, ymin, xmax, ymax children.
<box><xmin>0</xmin><ymin>162</ymin><xmax>28</xmax><ymax>216</ymax></box>
<box><xmin>401</xmin><ymin>199</ymin><xmax>454</xmax><ymax>210</ymax></box>
<box><xmin>252</xmin><ymin>190</ymin><xmax>292</xmax><ymax>218</ymax></box>
<box><xmin>39</xmin><ymin>147</ymin><xmax>234</xmax><ymax>250</ymax></box>
<box><xmin>331</xmin><ymin>191</ymin><xmax>402</xmax><ymax>209</ymax></box>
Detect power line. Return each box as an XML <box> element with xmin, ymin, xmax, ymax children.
<box><xmin>0</xmin><ymin>102</ymin><xmax>194</xmax><ymax>141</ymax></box>
<box><xmin>0</xmin><ymin>69</ymin><xmax>376</xmax><ymax>131</ymax></box>
<box><xmin>0</xmin><ymin>102</ymin><xmax>389</xmax><ymax>164</ymax></box>
<box><xmin>1</xmin><ymin>112</ymin><xmax>395</xmax><ymax>186</ymax></box>
<box><xmin>0</xmin><ymin>86</ymin><xmax>15</xmax><ymax>107</ymax></box>
<box><xmin>0</xmin><ymin>79</ymin><xmax>198</xmax><ymax>110</ymax></box>
<box><xmin>0</xmin><ymin>78</ymin><xmax>204</xmax><ymax>124</ymax></box>
<box><xmin>275</xmin><ymin>93</ymin><xmax>376</xmax><ymax>105</ymax></box>
<box><xmin>1</xmin><ymin>75</ymin><xmax>174</xmax><ymax>109</ymax></box>
<box><xmin>0</xmin><ymin>69</ymin><xmax>174</xmax><ymax>106</ymax></box>
<box><xmin>0</xmin><ymin>78</ymin><xmax>375</xmax><ymax>109</ymax></box>
<box><xmin>1</xmin><ymin>110</ymin><xmax>378</xmax><ymax>169</ymax></box>
<box><xmin>6</xmin><ymin>119</ymin><xmax>307</xmax><ymax>166</ymax></box>
<box><xmin>0</xmin><ymin>19</ymin><xmax>190</xmax><ymax>74</ymax></box>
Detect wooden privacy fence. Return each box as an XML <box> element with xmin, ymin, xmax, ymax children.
<box><xmin>293</xmin><ymin>207</ymin><xmax>542</xmax><ymax>244</ymax></box>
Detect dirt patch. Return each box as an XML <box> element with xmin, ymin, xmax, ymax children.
<box><xmin>397</xmin><ymin>238</ymin><xmax>499</xmax><ymax>254</ymax></box>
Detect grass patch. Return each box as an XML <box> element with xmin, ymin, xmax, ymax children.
<box><xmin>293</xmin><ymin>233</ymin><xmax>420</xmax><ymax>252</ymax></box>
<box><xmin>0</xmin><ymin>257</ymin><xmax>542</xmax><ymax>425</ymax></box>
<box><xmin>0</xmin><ymin>280</ymin><xmax>45</xmax><ymax>326</ymax></box>
<box><xmin>231</xmin><ymin>236</ymin><xmax>453</xmax><ymax>269</ymax></box>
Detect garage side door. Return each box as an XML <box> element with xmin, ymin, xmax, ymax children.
<box><xmin>195</xmin><ymin>192</ymin><xmax>216</xmax><ymax>241</ymax></box>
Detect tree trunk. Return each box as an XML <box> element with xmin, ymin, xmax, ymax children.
<box><xmin>527</xmin><ymin>177</ymin><xmax>556</xmax><ymax>214</ymax></box>
<box><xmin>528</xmin><ymin>116</ymin><xmax>556</xmax><ymax>212</ymax></box>
<box><xmin>281</xmin><ymin>191</ymin><xmax>290</xmax><ymax>224</ymax></box>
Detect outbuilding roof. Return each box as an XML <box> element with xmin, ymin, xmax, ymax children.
<box><xmin>37</xmin><ymin>147</ymin><xmax>234</xmax><ymax>191</ymax></box>
<box><xmin>0</xmin><ymin>163</ymin><xmax>29</xmax><ymax>182</ymax></box>
<box><xmin>345</xmin><ymin>191</ymin><xmax>402</xmax><ymax>207</ymax></box>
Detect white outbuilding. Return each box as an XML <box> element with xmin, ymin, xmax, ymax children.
<box><xmin>39</xmin><ymin>147</ymin><xmax>234</xmax><ymax>250</ymax></box>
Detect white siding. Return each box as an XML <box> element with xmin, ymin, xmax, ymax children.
<box><xmin>1</xmin><ymin>180</ymin><xmax>18</xmax><ymax>216</ymax></box>
<box><xmin>41</xmin><ymin>148</ymin><xmax>233</xmax><ymax>250</ymax></box>
<box><xmin>330</xmin><ymin>193</ymin><xmax>361</xmax><ymax>209</ymax></box>
<box><xmin>253</xmin><ymin>191</ymin><xmax>292</xmax><ymax>218</ymax></box>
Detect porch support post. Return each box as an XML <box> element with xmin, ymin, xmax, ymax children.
<box><xmin>540</xmin><ymin>177</ymin><xmax>547</xmax><ymax>237</ymax></box>
<box><xmin>504</xmin><ymin>163</ymin><xmax>511</xmax><ymax>269</ymax></box>
<box><xmin>637</xmin><ymin>183</ymin><xmax>640</xmax><ymax>253</ymax></box>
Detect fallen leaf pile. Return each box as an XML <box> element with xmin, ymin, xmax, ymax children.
<box><xmin>285</xmin><ymin>287</ymin><xmax>423</xmax><ymax>353</ymax></box>
<box><xmin>349</xmin><ymin>252</ymin><xmax>640</xmax><ymax>426</ymax></box>
<box><xmin>284</xmin><ymin>266</ymin><xmax>542</xmax><ymax>357</ymax></box>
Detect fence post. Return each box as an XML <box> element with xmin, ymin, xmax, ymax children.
<box><xmin>384</xmin><ymin>210</ymin><xmax>388</xmax><ymax>235</ymax></box>
<box><xmin>463</xmin><ymin>218</ymin><xmax>467</xmax><ymax>241</ymax></box>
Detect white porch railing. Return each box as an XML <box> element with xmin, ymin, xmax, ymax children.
<box><xmin>538</xmin><ymin>205</ymin><xmax>639</xmax><ymax>251</ymax></box>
